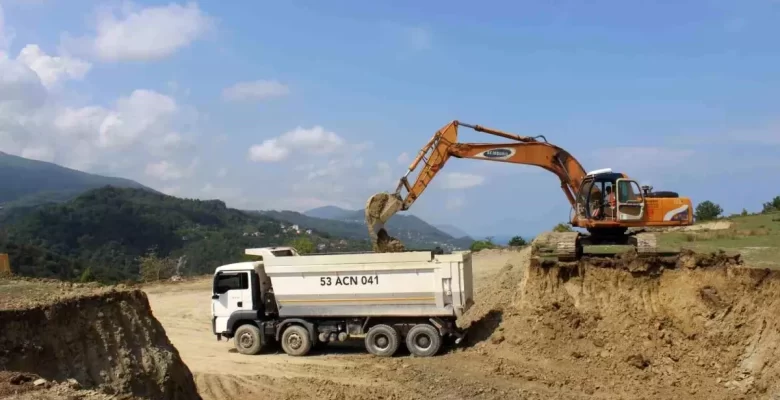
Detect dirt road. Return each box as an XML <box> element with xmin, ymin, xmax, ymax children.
<box><xmin>145</xmin><ymin>248</ymin><xmax>780</xmax><ymax>400</ymax></box>
<box><xmin>145</xmin><ymin>249</ymin><xmax>533</xmax><ymax>400</ymax></box>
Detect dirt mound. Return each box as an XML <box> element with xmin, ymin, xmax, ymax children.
<box><xmin>0</xmin><ymin>289</ymin><xmax>201</xmax><ymax>400</ymax></box>
<box><xmin>459</xmin><ymin>249</ymin><xmax>780</xmax><ymax>398</ymax></box>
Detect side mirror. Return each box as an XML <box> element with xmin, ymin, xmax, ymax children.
<box><xmin>211</xmin><ymin>294</ymin><xmax>220</xmax><ymax>300</ymax></box>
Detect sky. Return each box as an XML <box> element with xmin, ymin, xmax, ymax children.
<box><xmin>0</xmin><ymin>0</ymin><xmax>779</xmax><ymax>238</ymax></box>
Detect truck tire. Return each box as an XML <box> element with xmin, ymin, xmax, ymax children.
<box><xmin>365</xmin><ymin>324</ymin><xmax>400</xmax><ymax>357</ymax></box>
<box><xmin>234</xmin><ymin>324</ymin><xmax>263</xmax><ymax>355</ymax></box>
<box><xmin>405</xmin><ymin>324</ymin><xmax>441</xmax><ymax>357</ymax></box>
<box><xmin>281</xmin><ymin>325</ymin><xmax>312</xmax><ymax>357</ymax></box>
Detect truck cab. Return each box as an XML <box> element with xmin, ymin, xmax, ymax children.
<box><xmin>211</xmin><ymin>247</ymin><xmax>298</xmax><ymax>341</ymax></box>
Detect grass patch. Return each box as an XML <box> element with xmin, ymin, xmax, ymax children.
<box><xmin>659</xmin><ymin>213</ymin><xmax>780</xmax><ymax>269</ymax></box>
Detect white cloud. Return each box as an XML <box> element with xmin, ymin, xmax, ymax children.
<box><xmin>222</xmin><ymin>80</ymin><xmax>289</xmax><ymax>102</ymax></box>
<box><xmin>16</xmin><ymin>44</ymin><xmax>91</xmax><ymax>89</ymax></box>
<box><xmin>20</xmin><ymin>145</ymin><xmax>54</xmax><ymax>162</ymax></box>
<box><xmin>440</xmin><ymin>172</ymin><xmax>485</xmax><ymax>189</ymax></box>
<box><xmin>247</xmin><ymin>126</ymin><xmax>345</xmax><ymax>163</ymax></box>
<box><xmin>396</xmin><ymin>152</ymin><xmax>410</xmax><ymax>165</ymax></box>
<box><xmin>60</xmin><ymin>1</ymin><xmax>213</xmax><ymax>62</ymax></box>
<box><xmin>144</xmin><ymin>158</ymin><xmax>198</xmax><ymax>181</ymax></box>
<box><xmin>248</xmin><ymin>138</ymin><xmax>288</xmax><ymax>162</ymax></box>
<box><xmin>216</xmin><ymin>167</ymin><xmax>227</xmax><ymax>178</ymax></box>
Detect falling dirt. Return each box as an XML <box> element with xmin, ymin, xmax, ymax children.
<box><xmin>0</xmin><ymin>285</ymin><xmax>202</xmax><ymax>400</ymax></box>
<box><xmin>365</xmin><ymin>192</ymin><xmax>406</xmax><ymax>252</ymax></box>
<box><xmin>374</xmin><ymin>228</ymin><xmax>406</xmax><ymax>253</ymax></box>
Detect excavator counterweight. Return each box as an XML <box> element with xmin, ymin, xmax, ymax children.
<box><xmin>365</xmin><ymin>120</ymin><xmax>694</xmax><ymax>261</ymax></box>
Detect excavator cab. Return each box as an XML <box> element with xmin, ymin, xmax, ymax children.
<box><xmin>576</xmin><ymin>169</ymin><xmax>645</xmax><ymax>223</ymax></box>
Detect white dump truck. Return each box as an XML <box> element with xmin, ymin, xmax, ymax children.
<box><xmin>211</xmin><ymin>246</ymin><xmax>474</xmax><ymax>357</ymax></box>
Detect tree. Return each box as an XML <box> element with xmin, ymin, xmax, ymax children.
<box><xmin>762</xmin><ymin>196</ymin><xmax>780</xmax><ymax>214</ymax></box>
<box><xmin>508</xmin><ymin>236</ymin><xmax>527</xmax><ymax>247</ymax></box>
<box><xmin>552</xmin><ymin>223</ymin><xmax>573</xmax><ymax>232</ymax></box>
<box><xmin>694</xmin><ymin>200</ymin><xmax>723</xmax><ymax>221</ymax></box>
<box><xmin>289</xmin><ymin>236</ymin><xmax>315</xmax><ymax>254</ymax></box>
<box><xmin>138</xmin><ymin>248</ymin><xmax>177</xmax><ymax>282</ymax></box>
<box><xmin>470</xmin><ymin>237</ymin><xmax>496</xmax><ymax>252</ymax></box>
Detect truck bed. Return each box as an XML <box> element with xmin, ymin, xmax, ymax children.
<box><xmin>263</xmin><ymin>250</ymin><xmax>474</xmax><ymax>319</ymax></box>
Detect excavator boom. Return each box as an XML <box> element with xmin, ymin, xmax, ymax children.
<box><xmin>366</xmin><ymin>119</ymin><xmax>693</xmax><ymax>260</ymax></box>
<box><xmin>369</xmin><ymin>120</ymin><xmax>587</xmax><ymax>229</ymax></box>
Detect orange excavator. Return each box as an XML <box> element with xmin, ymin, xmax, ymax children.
<box><xmin>365</xmin><ymin>120</ymin><xmax>694</xmax><ymax>261</ymax></box>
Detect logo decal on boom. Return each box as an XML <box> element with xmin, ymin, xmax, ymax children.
<box><xmin>480</xmin><ymin>148</ymin><xmax>514</xmax><ymax>159</ymax></box>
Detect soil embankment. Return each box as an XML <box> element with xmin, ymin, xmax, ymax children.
<box><xmin>0</xmin><ymin>285</ymin><xmax>201</xmax><ymax>400</ymax></box>
<box><xmin>459</xmin><ymin>247</ymin><xmax>780</xmax><ymax>399</ymax></box>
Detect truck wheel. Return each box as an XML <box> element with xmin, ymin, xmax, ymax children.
<box><xmin>405</xmin><ymin>324</ymin><xmax>441</xmax><ymax>357</ymax></box>
<box><xmin>234</xmin><ymin>324</ymin><xmax>263</xmax><ymax>355</ymax></box>
<box><xmin>281</xmin><ymin>325</ymin><xmax>312</xmax><ymax>357</ymax></box>
<box><xmin>365</xmin><ymin>324</ymin><xmax>399</xmax><ymax>357</ymax></box>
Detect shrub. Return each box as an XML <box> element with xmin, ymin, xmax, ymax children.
<box><xmin>694</xmin><ymin>200</ymin><xmax>722</xmax><ymax>221</ymax></box>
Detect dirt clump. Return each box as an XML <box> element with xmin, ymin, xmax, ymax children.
<box><xmin>364</xmin><ymin>192</ymin><xmax>406</xmax><ymax>252</ymax></box>
<box><xmin>457</xmin><ymin>248</ymin><xmax>780</xmax><ymax>399</ymax></box>
<box><xmin>0</xmin><ymin>371</ymin><xmax>123</xmax><ymax>399</ymax></box>
<box><xmin>373</xmin><ymin>228</ymin><xmax>405</xmax><ymax>253</ymax></box>
<box><xmin>0</xmin><ymin>285</ymin><xmax>202</xmax><ymax>400</ymax></box>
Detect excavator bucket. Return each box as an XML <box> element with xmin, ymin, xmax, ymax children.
<box><xmin>365</xmin><ymin>192</ymin><xmax>404</xmax><ymax>238</ymax></box>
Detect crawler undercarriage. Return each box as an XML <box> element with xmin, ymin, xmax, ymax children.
<box><xmin>530</xmin><ymin>229</ymin><xmax>667</xmax><ymax>262</ymax></box>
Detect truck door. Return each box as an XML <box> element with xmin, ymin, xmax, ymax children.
<box><xmin>212</xmin><ymin>271</ymin><xmax>253</xmax><ymax>334</ymax></box>
<box><xmin>615</xmin><ymin>178</ymin><xmax>645</xmax><ymax>221</ymax></box>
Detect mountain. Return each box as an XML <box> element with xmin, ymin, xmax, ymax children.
<box><xmin>263</xmin><ymin>206</ymin><xmax>475</xmax><ymax>251</ymax></box>
<box><xmin>303</xmin><ymin>206</ymin><xmax>355</xmax><ymax>220</ymax></box>
<box><xmin>0</xmin><ymin>187</ymin><xmax>370</xmax><ymax>283</ymax></box>
<box><xmin>435</xmin><ymin>224</ymin><xmax>472</xmax><ymax>240</ymax></box>
<box><xmin>0</xmin><ymin>151</ymin><xmax>155</xmax><ymax>208</ymax></box>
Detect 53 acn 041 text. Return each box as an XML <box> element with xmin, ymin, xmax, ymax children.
<box><xmin>319</xmin><ymin>275</ymin><xmax>380</xmax><ymax>286</ymax></box>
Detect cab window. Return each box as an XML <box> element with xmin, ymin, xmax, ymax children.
<box><xmin>618</xmin><ymin>181</ymin><xmax>642</xmax><ymax>203</ymax></box>
<box><xmin>214</xmin><ymin>273</ymin><xmax>248</xmax><ymax>294</ymax></box>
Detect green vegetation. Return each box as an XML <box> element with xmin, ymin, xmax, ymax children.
<box><xmin>659</xmin><ymin>211</ymin><xmax>780</xmax><ymax>269</ymax></box>
<box><xmin>508</xmin><ymin>236</ymin><xmax>527</xmax><ymax>246</ymax></box>
<box><xmin>470</xmin><ymin>237</ymin><xmax>497</xmax><ymax>252</ymax></box>
<box><xmin>288</xmin><ymin>236</ymin><xmax>315</xmax><ymax>254</ymax></box>
<box><xmin>552</xmin><ymin>223</ymin><xmax>574</xmax><ymax>232</ymax></box>
<box><xmin>0</xmin><ymin>187</ymin><xmax>370</xmax><ymax>283</ymax></box>
<box><xmin>762</xmin><ymin>196</ymin><xmax>780</xmax><ymax>214</ymax></box>
<box><xmin>695</xmin><ymin>200</ymin><xmax>723</xmax><ymax>221</ymax></box>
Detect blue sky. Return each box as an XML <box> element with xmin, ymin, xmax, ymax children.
<box><xmin>0</xmin><ymin>0</ymin><xmax>778</xmax><ymax>238</ymax></box>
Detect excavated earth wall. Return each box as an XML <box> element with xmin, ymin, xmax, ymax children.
<box><xmin>0</xmin><ymin>289</ymin><xmax>201</xmax><ymax>400</ymax></box>
<box><xmin>460</xmin><ymin>248</ymin><xmax>780</xmax><ymax>399</ymax></box>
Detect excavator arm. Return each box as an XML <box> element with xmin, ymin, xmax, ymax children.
<box><xmin>365</xmin><ymin>120</ymin><xmax>588</xmax><ymax>239</ymax></box>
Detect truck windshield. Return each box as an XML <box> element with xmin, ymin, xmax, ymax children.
<box><xmin>271</xmin><ymin>250</ymin><xmax>295</xmax><ymax>257</ymax></box>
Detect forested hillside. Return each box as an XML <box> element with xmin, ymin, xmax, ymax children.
<box><xmin>261</xmin><ymin>208</ymin><xmax>473</xmax><ymax>250</ymax></box>
<box><xmin>0</xmin><ymin>187</ymin><xmax>370</xmax><ymax>283</ymax></box>
<box><xmin>0</xmin><ymin>151</ymin><xmax>153</xmax><ymax>208</ymax></box>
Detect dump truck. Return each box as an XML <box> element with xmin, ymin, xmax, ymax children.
<box><xmin>211</xmin><ymin>246</ymin><xmax>474</xmax><ymax>357</ymax></box>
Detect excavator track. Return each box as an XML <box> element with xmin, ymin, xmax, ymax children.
<box><xmin>531</xmin><ymin>232</ymin><xmax>581</xmax><ymax>262</ymax></box>
<box><xmin>630</xmin><ymin>232</ymin><xmax>658</xmax><ymax>256</ymax></box>
<box><xmin>531</xmin><ymin>230</ymin><xmax>669</xmax><ymax>263</ymax></box>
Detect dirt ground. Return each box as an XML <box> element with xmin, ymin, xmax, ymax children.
<box><xmin>143</xmin><ymin>247</ymin><xmax>780</xmax><ymax>400</ymax></box>
<box><xmin>3</xmin><ymin>245</ymin><xmax>777</xmax><ymax>400</ymax></box>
